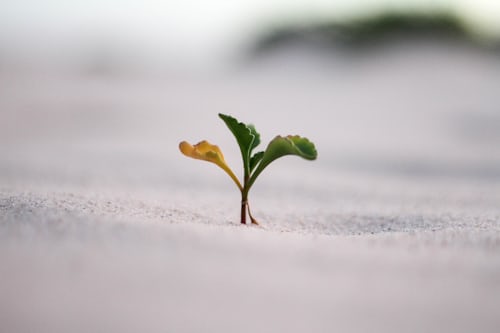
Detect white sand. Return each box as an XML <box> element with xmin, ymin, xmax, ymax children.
<box><xmin>1</xmin><ymin>43</ymin><xmax>499</xmax><ymax>332</ymax></box>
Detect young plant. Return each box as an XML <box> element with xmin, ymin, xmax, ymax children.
<box><xmin>179</xmin><ymin>114</ymin><xmax>317</xmax><ymax>225</ymax></box>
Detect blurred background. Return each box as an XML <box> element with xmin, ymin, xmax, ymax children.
<box><xmin>1</xmin><ymin>0</ymin><xmax>499</xmax><ymax>199</ymax></box>
<box><xmin>1</xmin><ymin>0</ymin><xmax>500</xmax><ymax>72</ymax></box>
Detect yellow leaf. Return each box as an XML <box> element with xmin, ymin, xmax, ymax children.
<box><xmin>179</xmin><ymin>140</ymin><xmax>242</xmax><ymax>190</ymax></box>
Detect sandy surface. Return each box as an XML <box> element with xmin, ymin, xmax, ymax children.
<box><xmin>1</xmin><ymin>43</ymin><xmax>500</xmax><ymax>332</ymax></box>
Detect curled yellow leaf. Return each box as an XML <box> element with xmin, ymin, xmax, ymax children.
<box><xmin>179</xmin><ymin>140</ymin><xmax>242</xmax><ymax>190</ymax></box>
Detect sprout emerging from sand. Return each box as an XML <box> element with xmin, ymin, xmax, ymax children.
<box><xmin>179</xmin><ymin>114</ymin><xmax>317</xmax><ymax>225</ymax></box>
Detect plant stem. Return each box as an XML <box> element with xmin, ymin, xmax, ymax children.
<box><xmin>240</xmin><ymin>174</ymin><xmax>250</xmax><ymax>224</ymax></box>
<box><xmin>240</xmin><ymin>197</ymin><xmax>247</xmax><ymax>224</ymax></box>
<box><xmin>247</xmin><ymin>202</ymin><xmax>259</xmax><ymax>225</ymax></box>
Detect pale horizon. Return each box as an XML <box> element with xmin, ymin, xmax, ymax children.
<box><xmin>1</xmin><ymin>0</ymin><xmax>500</xmax><ymax>70</ymax></box>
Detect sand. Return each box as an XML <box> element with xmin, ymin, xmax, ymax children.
<box><xmin>1</xmin><ymin>43</ymin><xmax>499</xmax><ymax>332</ymax></box>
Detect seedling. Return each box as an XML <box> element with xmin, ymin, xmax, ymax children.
<box><xmin>179</xmin><ymin>114</ymin><xmax>317</xmax><ymax>225</ymax></box>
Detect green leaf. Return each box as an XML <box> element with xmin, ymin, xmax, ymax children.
<box><xmin>248</xmin><ymin>124</ymin><xmax>260</xmax><ymax>151</ymax></box>
<box><xmin>218</xmin><ymin>114</ymin><xmax>261</xmax><ymax>176</ymax></box>
<box><xmin>249</xmin><ymin>151</ymin><xmax>264</xmax><ymax>172</ymax></box>
<box><xmin>247</xmin><ymin>135</ymin><xmax>317</xmax><ymax>190</ymax></box>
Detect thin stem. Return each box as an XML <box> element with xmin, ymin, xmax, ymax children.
<box><xmin>240</xmin><ymin>198</ymin><xmax>247</xmax><ymax>224</ymax></box>
<box><xmin>240</xmin><ymin>174</ymin><xmax>249</xmax><ymax>224</ymax></box>
<box><xmin>220</xmin><ymin>164</ymin><xmax>243</xmax><ymax>191</ymax></box>
<box><xmin>247</xmin><ymin>202</ymin><xmax>259</xmax><ymax>225</ymax></box>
